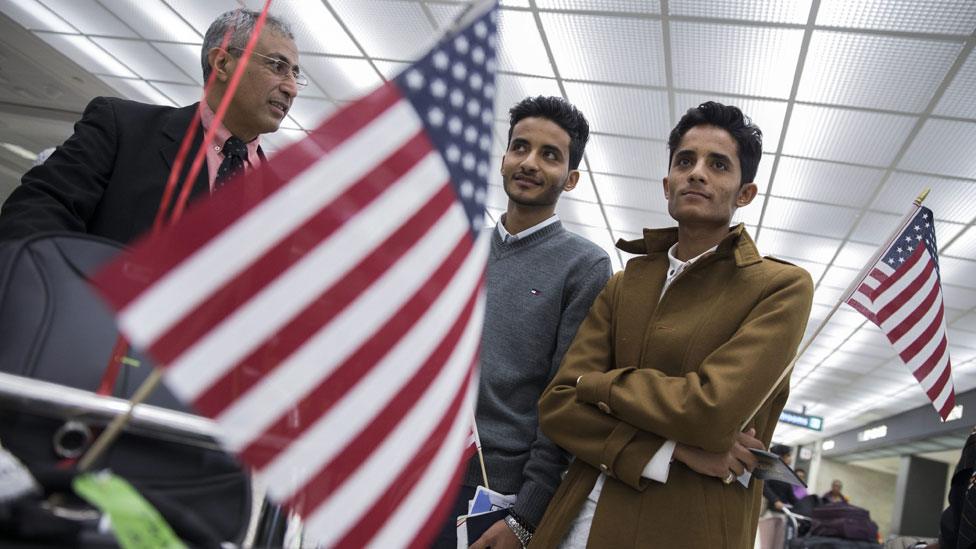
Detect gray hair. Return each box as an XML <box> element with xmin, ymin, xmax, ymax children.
<box><xmin>201</xmin><ymin>9</ymin><xmax>294</xmax><ymax>82</ymax></box>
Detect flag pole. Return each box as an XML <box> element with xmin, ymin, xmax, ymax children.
<box><xmin>739</xmin><ymin>188</ymin><xmax>931</xmax><ymax>431</ymax></box>
<box><xmin>472</xmin><ymin>412</ymin><xmax>490</xmax><ymax>490</ymax></box>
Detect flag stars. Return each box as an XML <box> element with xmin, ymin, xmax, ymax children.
<box><xmin>475</xmin><ymin>186</ymin><xmax>486</xmax><ymax>206</ymax></box>
<box><xmin>433</xmin><ymin>50</ymin><xmax>449</xmax><ymax>70</ymax></box>
<box><xmin>464</xmin><ymin>126</ymin><xmax>478</xmax><ymax>143</ymax></box>
<box><xmin>427</xmin><ymin>107</ymin><xmax>445</xmax><ymax>127</ymax></box>
<box><xmin>467</xmin><ymin>98</ymin><xmax>481</xmax><ymax>117</ymax></box>
<box><xmin>472</xmin><ymin>46</ymin><xmax>485</xmax><ymax>65</ymax></box>
<box><xmin>450</xmin><ymin>89</ymin><xmax>465</xmax><ymax>108</ymax></box>
<box><xmin>475</xmin><ymin>21</ymin><xmax>487</xmax><ymax>38</ymax></box>
<box><xmin>430</xmin><ymin>78</ymin><xmax>447</xmax><ymax>98</ymax></box>
<box><xmin>479</xmin><ymin>135</ymin><xmax>491</xmax><ymax>152</ymax></box>
<box><xmin>446</xmin><ymin>145</ymin><xmax>461</xmax><ymax>164</ymax></box>
<box><xmin>454</xmin><ymin>35</ymin><xmax>469</xmax><ymax>54</ymax></box>
<box><xmin>448</xmin><ymin>116</ymin><xmax>463</xmax><ymax>135</ymax></box>
<box><xmin>460</xmin><ymin>179</ymin><xmax>474</xmax><ymax>198</ymax></box>
<box><xmin>481</xmin><ymin>109</ymin><xmax>493</xmax><ymax>125</ymax></box>
<box><xmin>405</xmin><ymin>69</ymin><xmax>424</xmax><ymax>90</ymax></box>
<box><xmin>483</xmin><ymin>84</ymin><xmax>495</xmax><ymax>99</ymax></box>
<box><xmin>469</xmin><ymin>73</ymin><xmax>483</xmax><ymax>90</ymax></box>
<box><xmin>462</xmin><ymin>152</ymin><xmax>475</xmax><ymax>171</ymax></box>
<box><xmin>452</xmin><ymin>61</ymin><xmax>467</xmax><ymax>81</ymax></box>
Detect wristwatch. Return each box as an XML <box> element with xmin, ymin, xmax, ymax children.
<box><xmin>504</xmin><ymin>514</ymin><xmax>532</xmax><ymax>548</ymax></box>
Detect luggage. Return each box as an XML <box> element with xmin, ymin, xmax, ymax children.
<box><xmin>789</xmin><ymin>536</ymin><xmax>882</xmax><ymax>548</ymax></box>
<box><xmin>0</xmin><ymin>233</ymin><xmax>252</xmax><ymax>544</ymax></box>
<box><xmin>810</xmin><ymin>503</ymin><xmax>880</xmax><ymax>542</ymax></box>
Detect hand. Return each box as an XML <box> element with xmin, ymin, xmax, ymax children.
<box><xmin>774</xmin><ymin>501</ymin><xmax>785</xmax><ymax>511</ymax></box>
<box><xmin>673</xmin><ymin>428</ymin><xmax>761</xmax><ymax>479</ymax></box>
<box><xmin>469</xmin><ymin>518</ymin><xmax>523</xmax><ymax>549</ymax></box>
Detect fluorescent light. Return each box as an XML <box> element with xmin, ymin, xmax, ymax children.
<box><xmin>857</xmin><ymin>425</ymin><xmax>887</xmax><ymax>442</ymax></box>
<box><xmin>822</xmin><ymin>439</ymin><xmax>835</xmax><ymax>450</ymax></box>
<box><xmin>96</xmin><ymin>76</ymin><xmax>175</xmax><ymax>106</ymax></box>
<box><xmin>36</xmin><ymin>33</ymin><xmax>136</xmax><ymax>78</ymax></box>
<box><xmin>0</xmin><ymin>142</ymin><xmax>38</xmax><ymax>161</ymax></box>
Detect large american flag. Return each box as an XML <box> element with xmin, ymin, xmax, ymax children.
<box><xmin>845</xmin><ymin>206</ymin><xmax>956</xmax><ymax>420</ymax></box>
<box><xmin>91</xmin><ymin>4</ymin><xmax>498</xmax><ymax>546</ymax></box>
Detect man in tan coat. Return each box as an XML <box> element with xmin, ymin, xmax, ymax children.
<box><xmin>531</xmin><ymin>102</ymin><xmax>814</xmax><ymax>548</ymax></box>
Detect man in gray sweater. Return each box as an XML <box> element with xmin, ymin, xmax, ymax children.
<box><xmin>433</xmin><ymin>96</ymin><xmax>611</xmax><ymax>548</ymax></box>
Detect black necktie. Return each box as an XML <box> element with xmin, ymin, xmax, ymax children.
<box><xmin>215</xmin><ymin>136</ymin><xmax>247</xmax><ymax>189</ymax></box>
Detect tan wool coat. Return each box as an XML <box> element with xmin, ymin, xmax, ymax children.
<box><xmin>531</xmin><ymin>224</ymin><xmax>814</xmax><ymax>548</ymax></box>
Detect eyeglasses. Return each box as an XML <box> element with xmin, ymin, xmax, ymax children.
<box><xmin>229</xmin><ymin>48</ymin><xmax>308</xmax><ymax>88</ymax></box>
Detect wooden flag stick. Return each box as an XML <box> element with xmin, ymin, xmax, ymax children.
<box><xmin>77</xmin><ymin>368</ymin><xmax>164</xmax><ymax>471</ymax></box>
<box><xmin>739</xmin><ymin>188</ymin><xmax>931</xmax><ymax>431</ymax></box>
<box><xmin>472</xmin><ymin>412</ymin><xmax>490</xmax><ymax>490</ymax></box>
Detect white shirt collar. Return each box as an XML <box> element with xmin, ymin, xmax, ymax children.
<box><xmin>661</xmin><ymin>242</ymin><xmax>718</xmax><ymax>297</ymax></box>
<box><xmin>496</xmin><ymin>214</ymin><xmax>560</xmax><ymax>243</ymax></box>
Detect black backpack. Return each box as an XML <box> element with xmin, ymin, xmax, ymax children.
<box><xmin>810</xmin><ymin>502</ymin><xmax>880</xmax><ymax>542</ymax></box>
<box><xmin>0</xmin><ymin>232</ymin><xmax>251</xmax><ymax>545</ymax></box>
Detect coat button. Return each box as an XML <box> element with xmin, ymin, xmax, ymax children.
<box><xmin>597</xmin><ymin>401</ymin><xmax>611</xmax><ymax>414</ymax></box>
<box><xmin>600</xmin><ymin>463</ymin><xmax>609</xmax><ymax>471</ymax></box>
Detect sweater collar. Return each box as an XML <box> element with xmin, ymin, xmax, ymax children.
<box><xmin>615</xmin><ymin>223</ymin><xmax>762</xmax><ymax>267</ymax></box>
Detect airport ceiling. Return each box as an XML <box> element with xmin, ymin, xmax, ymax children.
<box><xmin>0</xmin><ymin>0</ymin><xmax>974</xmax><ymax>447</ymax></box>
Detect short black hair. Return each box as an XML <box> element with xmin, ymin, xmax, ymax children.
<box><xmin>507</xmin><ymin>96</ymin><xmax>589</xmax><ymax>170</ymax></box>
<box><xmin>770</xmin><ymin>444</ymin><xmax>792</xmax><ymax>457</ymax></box>
<box><xmin>668</xmin><ymin>101</ymin><xmax>763</xmax><ymax>186</ymax></box>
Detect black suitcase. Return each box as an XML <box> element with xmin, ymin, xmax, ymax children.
<box><xmin>0</xmin><ymin>233</ymin><xmax>251</xmax><ymax>544</ymax></box>
<box><xmin>789</xmin><ymin>537</ymin><xmax>881</xmax><ymax>548</ymax></box>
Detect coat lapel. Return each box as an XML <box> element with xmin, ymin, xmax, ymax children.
<box><xmin>159</xmin><ymin>102</ymin><xmax>210</xmax><ymax>207</ymax></box>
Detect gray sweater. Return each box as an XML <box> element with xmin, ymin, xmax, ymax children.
<box><xmin>463</xmin><ymin>220</ymin><xmax>611</xmax><ymax>527</ymax></box>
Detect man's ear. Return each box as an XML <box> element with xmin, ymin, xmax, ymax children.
<box><xmin>662</xmin><ymin>177</ymin><xmax>670</xmax><ymax>199</ymax></box>
<box><xmin>563</xmin><ymin>170</ymin><xmax>580</xmax><ymax>192</ymax></box>
<box><xmin>207</xmin><ymin>48</ymin><xmax>233</xmax><ymax>82</ymax></box>
<box><xmin>736</xmin><ymin>182</ymin><xmax>758</xmax><ymax>207</ymax></box>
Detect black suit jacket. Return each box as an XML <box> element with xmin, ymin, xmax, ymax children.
<box><xmin>0</xmin><ymin>97</ymin><xmax>212</xmax><ymax>245</ymax></box>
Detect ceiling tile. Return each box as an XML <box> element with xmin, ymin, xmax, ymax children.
<box><xmin>671</xmin><ymin>22</ymin><xmax>803</xmax><ymax>99</ymax></box>
<box><xmin>328</xmin><ymin>0</ymin><xmax>434</xmax><ymax>61</ymax></box>
<box><xmin>944</xmin><ymin>227</ymin><xmax>976</xmax><ymax>260</ymax></box>
<box><xmin>586</xmin><ymin>134</ymin><xmax>668</xmax><ymax>179</ymax></box>
<box><xmin>486</xmin><ymin>183</ymin><xmax>507</xmax><ymax>211</ymax></box>
<box><xmin>258</xmin><ymin>0</ymin><xmax>361</xmax><ymax>57</ymax></box>
<box><xmin>772</xmin><ymin>156</ymin><xmax>884</xmax><ymax>207</ymax></box>
<box><xmin>590</xmin><ymin>173</ymin><xmax>664</xmax><ymax>212</ymax></box>
<box><xmin>555</xmin><ymin>199</ymin><xmax>605</xmax><ymax>227</ymax></box>
<box><xmin>259</xmin><ymin>127</ymin><xmax>307</xmax><ymax>155</ymax></box>
<box><xmin>935</xmin><ymin>51</ymin><xmax>976</xmax><ymax>120</ymax></box>
<box><xmin>953</xmin><ymin>312</ymin><xmax>976</xmax><ymax>333</ymax></box>
<box><xmin>97</xmin><ymin>0</ymin><xmax>200</xmax><ymax>42</ymax></box>
<box><xmin>819</xmin><ymin>264</ymin><xmax>860</xmax><ymax>289</ymax></box>
<box><xmin>371</xmin><ymin>60</ymin><xmax>410</xmax><ymax>80</ymax></box>
<box><xmin>153</xmin><ymin>42</ymin><xmax>204</xmax><ymax>86</ymax></box>
<box><xmin>41</xmin><ymin>0</ymin><xmax>137</xmax><ymax>37</ymax></box>
<box><xmin>542</xmin><ymin>13</ymin><xmax>665</xmax><ymax>86</ymax></box>
<box><xmin>493</xmin><ymin>74</ymin><xmax>562</xmax><ymax>120</ymax></box>
<box><xmin>770</xmin><ymin>255</ymin><xmax>827</xmax><ymax>281</ymax></box>
<box><xmin>149</xmin><ymin>81</ymin><xmax>200</xmax><ymax>106</ymax></box>
<box><xmin>755</xmin><ymin>227</ymin><xmax>842</xmax><ymax>264</ymax></box>
<box><xmin>287</xmin><ymin>97</ymin><xmax>337</xmax><ymax>130</ymax></box>
<box><xmin>833</xmin><ymin>240</ymin><xmax>879</xmax><ymax>269</ymax></box>
<box><xmin>300</xmin><ymin>56</ymin><xmax>382</xmax><ymax>101</ymax></box>
<box><xmin>816</xmin><ymin>0</ymin><xmax>976</xmax><ymax>35</ymax></box>
<box><xmin>36</xmin><ymin>33</ymin><xmax>136</xmax><ymax>77</ymax></box>
<box><xmin>940</xmin><ymin>257</ymin><xmax>976</xmax><ymax>290</ymax></box>
<box><xmin>814</xmin><ymin>285</ymin><xmax>846</xmax><ymax>307</ymax></box>
<box><xmin>496</xmin><ymin>9</ymin><xmax>554</xmax><ymax>77</ymax></box>
<box><xmin>0</xmin><ymin>0</ymin><xmax>76</xmax><ymax>32</ymax></box>
<box><xmin>156</xmin><ymin>1</ymin><xmax>230</xmax><ymax>36</ymax></box>
<box><xmin>566</xmin><ymin>83</ymin><xmax>670</xmax><ymax>139</ymax></box>
<box><xmin>870</xmin><ymin>172</ymin><xmax>976</xmax><ymax>224</ymax></box>
<box><xmin>943</xmin><ymin>285</ymin><xmax>976</xmax><ymax>310</ymax></box>
<box><xmin>91</xmin><ymin>38</ymin><xmax>196</xmax><ymax>84</ymax></box>
<box><xmin>673</xmin><ymin>93</ymin><xmax>787</xmax><ymax>153</ymax></box>
<box><xmin>761</xmin><ymin>196</ymin><xmax>859</xmax><ymax>239</ymax></box>
<box><xmin>97</xmin><ymin>76</ymin><xmax>174</xmax><ymax>106</ymax></box>
<box><xmin>733</xmin><ymin>196</ymin><xmax>764</xmax><ymax>226</ymax></box>
<box><xmin>569</xmin><ymin>171</ymin><xmax>600</xmax><ymax>203</ymax></box>
<box><xmin>604</xmin><ymin>204</ymin><xmax>672</xmax><ymax>234</ymax></box>
<box><xmin>425</xmin><ymin>3</ymin><xmax>467</xmax><ymax>30</ymax></box>
<box><xmin>782</xmin><ymin>104</ymin><xmax>915</xmax><ymax>166</ymax></box>
<box><xmin>536</xmin><ymin>0</ymin><xmax>660</xmax><ymax>12</ymax></box>
<box><xmin>670</xmin><ymin>0</ymin><xmax>812</xmax><ymax>24</ymax></box>
<box><xmin>798</xmin><ymin>31</ymin><xmax>960</xmax><ymax>112</ymax></box>
<box><xmin>849</xmin><ymin>211</ymin><xmax>901</xmax><ymax>245</ymax></box>
<box><xmin>899</xmin><ymin>119</ymin><xmax>976</xmax><ymax>179</ymax></box>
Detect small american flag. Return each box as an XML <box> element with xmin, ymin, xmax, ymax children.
<box><xmin>91</xmin><ymin>4</ymin><xmax>499</xmax><ymax>547</ymax></box>
<box><xmin>845</xmin><ymin>205</ymin><xmax>956</xmax><ymax>420</ymax></box>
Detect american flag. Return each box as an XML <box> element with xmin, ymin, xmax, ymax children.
<box><xmin>845</xmin><ymin>206</ymin><xmax>955</xmax><ymax>420</ymax></box>
<box><xmin>91</xmin><ymin>4</ymin><xmax>499</xmax><ymax>547</ymax></box>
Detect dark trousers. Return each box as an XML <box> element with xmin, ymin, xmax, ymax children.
<box><xmin>430</xmin><ymin>485</ymin><xmax>477</xmax><ymax>549</ymax></box>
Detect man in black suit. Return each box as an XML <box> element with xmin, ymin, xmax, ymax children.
<box><xmin>0</xmin><ymin>9</ymin><xmax>303</xmax><ymax>244</ymax></box>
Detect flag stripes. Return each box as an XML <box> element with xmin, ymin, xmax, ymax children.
<box><xmin>844</xmin><ymin>205</ymin><xmax>955</xmax><ymax>419</ymax></box>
